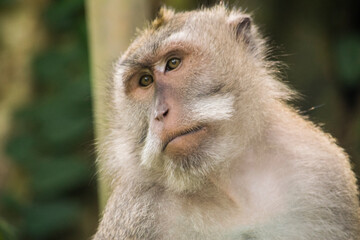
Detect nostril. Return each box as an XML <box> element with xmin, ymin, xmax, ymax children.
<box><xmin>155</xmin><ymin>108</ymin><xmax>169</xmax><ymax>121</ymax></box>
<box><xmin>163</xmin><ymin>109</ymin><xmax>169</xmax><ymax>117</ymax></box>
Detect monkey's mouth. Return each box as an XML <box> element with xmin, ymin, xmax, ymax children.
<box><xmin>162</xmin><ymin>125</ymin><xmax>207</xmax><ymax>152</ymax></box>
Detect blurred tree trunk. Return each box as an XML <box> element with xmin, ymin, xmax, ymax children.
<box><xmin>86</xmin><ymin>0</ymin><xmax>151</xmax><ymax>211</ymax></box>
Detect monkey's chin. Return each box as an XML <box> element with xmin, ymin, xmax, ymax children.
<box><xmin>164</xmin><ymin>126</ymin><xmax>207</xmax><ymax>156</ymax></box>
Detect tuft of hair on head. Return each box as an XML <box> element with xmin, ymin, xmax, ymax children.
<box><xmin>151</xmin><ymin>6</ymin><xmax>175</xmax><ymax>30</ymax></box>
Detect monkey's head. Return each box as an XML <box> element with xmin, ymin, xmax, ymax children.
<box><xmin>105</xmin><ymin>5</ymin><xmax>292</xmax><ymax>192</ymax></box>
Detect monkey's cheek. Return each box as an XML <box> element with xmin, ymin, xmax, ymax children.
<box><xmin>164</xmin><ymin>127</ymin><xmax>208</xmax><ymax>156</ymax></box>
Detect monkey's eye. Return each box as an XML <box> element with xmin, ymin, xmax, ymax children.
<box><xmin>139</xmin><ymin>75</ymin><xmax>153</xmax><ymax>87</ymax></box>
<box><xmin>165</xmin><ymin>58</ymin><xmax>181</xmax><ymax>71</ymax></box>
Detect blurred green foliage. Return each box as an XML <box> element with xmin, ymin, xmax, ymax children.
<box><xmin>0</xmin><ymin>0</ymin><xmax>16</xmax><ymax>8</ymax></box>
<box><xmin>1</xmin><ymin>0</ymin><xmax>97</xmax><ymax>239</ymax></box>
<box><xmin>336</xmin><ymin>35</ymin><xmax>360</xmax><ymax>87</ymax></box>
<box><xmin>0</xmin><ymin>218</ymin><xmax>16</xmax><ymax>240</ymax></box>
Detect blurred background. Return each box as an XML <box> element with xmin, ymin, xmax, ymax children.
<box><xmin>0</xmin><ymin>0</ymin><xmax>359</xmax><ymax>239</ymax></box>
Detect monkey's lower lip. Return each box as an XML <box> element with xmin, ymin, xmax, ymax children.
<box><xmin>163</xmin><ymin>126</ymin><xmax>207</xmax><ymax>153</ymax></box>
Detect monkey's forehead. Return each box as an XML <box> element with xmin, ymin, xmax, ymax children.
<box><xmin>119</xmin><ymin>5</ymin><xmax>248</xmax><ymax>65</ymax></box>
<box><xmin>121</xmin><ymin>14</ymin><xmax>190</xmax><ymax>63</ymax></box>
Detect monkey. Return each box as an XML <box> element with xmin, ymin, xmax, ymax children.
<box><xmin>93</xmin><ymin>5</ymin><xmax>360</xmax><ymax>240</ymax></box>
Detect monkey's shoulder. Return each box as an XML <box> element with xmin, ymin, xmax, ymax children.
<box><xmin>94</xmin><ymin>182</ymin><xmax>164</xmax><ymax>239</ymax></box>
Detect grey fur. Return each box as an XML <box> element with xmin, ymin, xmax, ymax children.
<box><xmin>94</xmin><ymin>5</ymin><xmax>360</xmax><ymax>240</ymax></box>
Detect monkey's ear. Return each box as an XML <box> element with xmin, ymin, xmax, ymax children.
<box><xmin>228</xmin><ymin>15</ymin><xmax>252</xmax><ymax>44</ymax></box>
<box><xmin>152</xmin><ymin>6</ymin><xmax>175</xmax><ymax>30</ymax></box>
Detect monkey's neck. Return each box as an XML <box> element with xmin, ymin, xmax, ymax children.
<box><xmin>204</xmin><ymin>106</ymin><xmax>293</xmax><ymax>224</ymax></box>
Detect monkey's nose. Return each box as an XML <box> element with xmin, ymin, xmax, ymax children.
<box><xmin>154</xmin><ymin>107</ymin><xmax>169</xmax><ymax>121</ymax></box>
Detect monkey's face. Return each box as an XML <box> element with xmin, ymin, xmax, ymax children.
<box><xmin>112</xmin><ymin>9</ymin><xmax>261</xmax><ymax>192</ymax></box>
